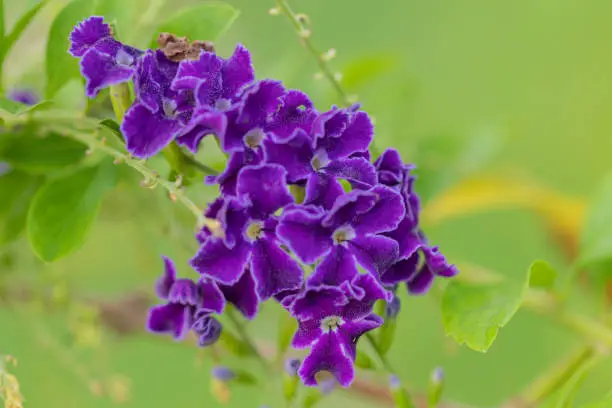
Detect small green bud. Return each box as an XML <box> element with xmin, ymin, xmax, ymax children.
<box><xmin>427</xmin><ymin>367</ymin><xmax>445</xmax><ymax>408</ymax></box>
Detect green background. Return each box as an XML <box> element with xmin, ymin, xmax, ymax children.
<box><xmin>2</xmin><ymin>0</ymin><xmax>612</xmax><ymax>407</ymax></box>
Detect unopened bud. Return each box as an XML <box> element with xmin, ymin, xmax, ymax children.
<box><xmin>284</xmin><ymin>358</ymin><xmax>300</xmax><ymax>376</ymax></box>
<box><xmin>333</xmin><ymin>72</ymin><xmax>343</xmax><ymax>82</ymax></box>
<box><xmin>296</xmin><ymin>13</ymin><xmax>310</xmax><ymax>25</ymax></box>
<box><xmin>300</xmin><ymin>29</ymin><xmax>312</xmax><ymax>39</ymax></box>
<box><xmin>389</xmin><ymin>375</ymin><xmax>414</xmax><ymax>408</ymax></box>
<box><xmin>113</xmin><ymin>157</ymin><xmax>124</xmax><ymax>165</ymax></box>
<box><xmin>268</xmin><ymin>7</ymin><xmax>280</xmax><ymax>15</ymax></box>
<box><xmin>313</xmin><ymin>72</ymin><xmax>324</xmax><ymax>80</ymax></box>
<box><xmin>428</xmin><ymin>366</ymin><xmax>445</xmax><ymax>408</ymax></box>
<box><xmin>385</xmin><ymin>295</ymin><xmax>401</xmax><ymax>319</ymax></box>
<box><xmin>211</xmin><ymin>366</ymin><xmax>236</xmax><ymax>382</ymax></box>
<box><xmin>168</xmin><ymin>192</ymin><xmax>177</xmax><ymax>202</ymax></box>
<box><xmin>85</xmin><ymin>148</ymin><xmax>94</xmax><ymax>156</ymax></box>
<box><xmin>322</xmin><ymin>48</ymin><xmax>336</xmax><ymax>61</ymax></box>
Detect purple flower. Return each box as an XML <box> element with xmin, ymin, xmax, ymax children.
<box><xmin>217</xmin><ymin>267</ymin><xmax>260</xmax><ymax>320</ymax></box>
<box><xmin>291</xmin><ymin>274</ymin><xmax>388</xmax><ymax>387</ymax></box>
<box><xmin>69</xmin><ymin>16</ymin><xmax>143</xmax><ymax>97</ymax></box>
<box><xmin>265</xmin><ymin>90</ymin><xmax>318</xmax><ymax>143</ymax></box>
<box><xmin>211</xmin><ymin>366</ymin><xmax>236</xmax><ymax>382</ymax></box>
<box><xmin>7</xmin><ymin>89</ymin><xmax>39</xmax><ymax>105</ymax></box>
<box><xmin>278</xmin><ymin>185</ymin><xmax>405</xmax><ymax>289</ymax></box>
<box><xmin>121</xmin><ymin>50</ymin><xmax>192</xmax><ymax>158</ymax></box>
<box><xmin>263</xmin><ymin>105</ymin><xmax>376</xmax><ymax>192</ymax></box>
<box><xmin>191</xmin><ymin>164</ymin><xmax>303</xmax><ymax>301</ymax></box>
<box><xmin>147</xmin><ymin>257</ymin><xmax>225</xmax><ymax>345</ymax></box>
<box><xmin>374</xmin><ymin>149</ymin><xmax>458</xmax><ymax>294</ymax></box>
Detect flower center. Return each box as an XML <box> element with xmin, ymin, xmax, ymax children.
<box><xmin>115</xmin><ymin>49</ymin><xmax>134</xmax><ymax>66</ymax></box>
<box><xmin>332</xmin><ymin>225</ymin><xmax>355</xmax><ymax>245</ymax></box>
<box><xmin>244</xmin><ymin>128</ymin><xmax>265</xmax><ymax>148</ymax></box>
<box><xmin>162</xmin><ymin>99</ymin><xmax>178</xmax><ymax>118</ymax></box>
<box><xmin>245</xmin><ymin>221</ymin><xmax>264</xmax><ymax>241</ymax></box>
<box><xmin>310</xmin><ymin>149</ymin><xmax>329</xmax><ymax>171</ymax></box>
<box><xmin>320</xmin><ymin>315</ymin><xmax>344</xmax><ymax>332</ymax></box>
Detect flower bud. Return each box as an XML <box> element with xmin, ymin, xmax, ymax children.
<box><xmin>385</xmin><ymin>294</ymin><xmax>401</xmax><ymax>319</ymax></box>
<box><xmin>388</xmin><ymin>375</ymin><xmax>414</xmax><ymax>408</ymax></box>
<box><xmin>211</xmin><ymin>366</ymin><xmax>236</xmax><ymax>382</ymax></box>
<box><xmin>284</xmin><ymin>358</ymin><xmax>300</xmax><ymax>376</ymax></box>
<box><xmin>428</xmin><ymin>366</ymin><xmax>445</xmax><ymax>407</ymax></box>
<box><xmin>283</xmin><ymin>359</ymin><xmax>301</xmax><ymax>402</ymax></box>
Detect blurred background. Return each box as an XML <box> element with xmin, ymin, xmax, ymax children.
<box><xmin>2</xmin><ymin>0</ymin><xmax>612</xmax><ymax>407</ymax></box>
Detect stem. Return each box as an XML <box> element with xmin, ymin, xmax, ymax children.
<box><xmin>364</xmin><ymin>333</ymin><xmax>417</xmax><ymax>408</ymax></box>
<box><xmin>226</xmin><ymin>307</ymin><xmax>271</xmax><ymax>373</ymax></box>
<box><xmin>520</xmin><ymin>345</ymin><xmax>594</xmax><ymax>406</ymax></box>
<box><xmin>3</xmin><ymin>112</ymin><xmax>222</xmax><ymax>235</ymax></box>
<box><xmin>275</xmin><ymin>0</ymin><xmax>352</xmax><ymax>107</ymax></box>
<box><xmin>182</xmin><ymin>154</ymin><xmax>219</xmax><ymax>175</ymax></box>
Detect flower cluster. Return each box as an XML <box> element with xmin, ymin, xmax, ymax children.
<box><xmin>69</xmin><ymin>17</ymin><xmax>458</xmax><ymax>388</ymax></box>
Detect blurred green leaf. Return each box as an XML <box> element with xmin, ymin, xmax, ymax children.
<box><xmin>579</xmin><ymin>174</ymin><xmax>612</xmax><ymax>268</ymax></box>
<box><xmin>218</xmin><ymin>330</ymin><xmax>251</xmax><ymax>357</ymax></box>
<box><xmin>528</xmin><ymin>260</ymin><xmax>557</xmax><ymax>290</ymax></box>
<box><xmin>354</xmin><ymin>349</ymin><xmax>376</xmax><ymax>370</ymax></box>
<box><xmin>0</xmin><ymin>0</ymin><xmax>48</xmax><ymax>74</ymax></box>
<box><xmin>94</xmin><ymin>0</ymin><xmax>136</xmax><ymax>40</ymax></box>
<box><xmin>341</xmin><ymin>54</ymin><xmax>398</xmax><ymax>90</ymax></box>
<box><xmin>415</xmin><ymin>128</ymin><xmax>504</xmax><ymax>203</ymax></box>
<box><xmin>277</xmin><ymin>309</ymin><xmax>298</xmax><ymax>358</ymax></box>
<box><xmin>441</xmin><ymin>272</ymin><xmax>528</xmax><ymax>352</ymax></box>
<box><xmin>541</xmin><ymin>353</ymin><xmax>600</xmax><ymax>408</ymax></box>
<box><xmin>233</xmin><ymin>370</ymin><xmax>258</xmax><ymax>386</ymax></box>
<box><xmin>580</xmin><ymin>392</ymin><xmax>612</xmax><ymax>408</ymax></box>
<box><xmin>0</xmin><ymin>170</ymin><xmax>42</xmax><ymax>245</ymax></box>
<box><xmin>27</xmin><ymin>158</ymin><xmax>117</xmax><ymax>262</ymax></box>
<box><xmin>149</xmin><ymin>2</ymin><xmax>239</xmax><ymax>48</ymax></box>
<box><xmin>0</xmin><ymin>131</ymin><xmax>87</xmax><ymax>174</ymax></box>
<box><xmin>99</xmin><ymin>118</ymin><xmax>123</xmax><ymax>142</ymax></box>
<box><xmin>377</xmin><ymin>316</ymin><xmax>397</xmax><ymax>356</ymax></box>
<box><xmin>46</xmin><ymin>0</ymin><xmax>94</xmax><ymax>98</ymax></box>
<box><xmin>0</xmin><ymin>97</ymin><xmax>52</xmax><ymax>119</ymax></box>
<box><xmin>282</xmin><ymin>372</ymin><xmax>299</xmax><ymax>402</ymax></box>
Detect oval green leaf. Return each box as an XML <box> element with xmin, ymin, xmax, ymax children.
<box><xmin>441</xmin><ymin>274</ymin><xmax>528</xmax><ymax>352</ymax></box>
<box><xmin>0</xmin><ymin>130</ymin><xmax>87</xmax><ymax>174</ymax></box>
<box><xmin>149</xmin><ymin>2</ymin><xmax>239</xmax><ymax>48</ymax></box>
<box><xmin>46</xmin><ymin>0</ymin><xmax>95</xmax><ymax>98</ymax></box>
<box><xmin>0</xmin><ymin>170</ymin><xmax>43</xmax><ymax>245</ymax></box>
<box><xmin>27</xmin><ymin>158</ymin><xmax>117</xmax><ymax>262</ymax></box>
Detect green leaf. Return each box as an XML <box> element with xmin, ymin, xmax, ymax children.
<box><xmin>218</xmin><ymin>330</ymin><xmax>251</xmax><ymax>357</ymax></box>
<box><xmin>277</xmin><ymin>309</ymin><xmax>298</xmax><ymax>358</ymax></box>
<box><xmin>580</xmin><ymin>392</ymin><xmax>612</xmax><ymax>408</ymax></box>
<box><xmin>27</xmin><ymin>158</ymin><xmax>117</xmax><ymax>262</ymax></box>
<box><xmin>0</xmin><ymin>170</ymin><xmax>43</xmax><ymax>245</ymax></box>
<box><xmin>354</xmin><ymin>349</ymin><xmax>376</xmax><ymax>370</ymax></box>
<box><xmin>94</xmin><ymin>0</ymin><xmax>135</xmax><ymax>40</ymax></box>
<box><xmin>0</xmin><ymin>130</ymin><xmax>87</xmax><ymax>174</ymax></box>
<box><xmin>149</xmin><ymin>2</ymin><xmax>239</xmax><ymax>48</ymax></box>
<box><xmin>0</xmin><ymin>98</ymin><xmax>53</xmax><ymax>124</ymax></box>
<box><xmin>99</xmin><ymin>118</ymin><xmax>123</xmax><ymax>142</ymax></box>
<box><xmin>542</xmin><ymin>354</ymin><xmax>600</xmax><ymax>408</ymax></box>
<box><xmin>579</xmin><ymin>173</ymin><xmax>612</xmax><ymax>268</ymax></box>
<box><xmin>528</xmin><ymin>260</ymin><xmax>557</xmax><ymax>289</ymax></box>
<box><xmin>46</xmin><ymin>0</ymin><xmax>95</xmax><ymax>98</ymax></box>
<box><xmin>0</xmin><ymin>0</ymin><xmax>48</xmax><ymax>70</ymax></box>
<box><xmin>441</xmin><ymin>273</ymin><xmax>528</xmax><ymax>352</ymax></box>
<box><xmin>233</xmin><ymin>370</ymin><xmax>258</xmax><ymax>386</ymax></box>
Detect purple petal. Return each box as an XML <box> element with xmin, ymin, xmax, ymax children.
<box><xmin>238</xmin><ymin>80</ymin><xmax>285</xmax><ymax>125</ymax></box>
<box><xmin>250</xmin><ymin>237</ymin><xmax>304</xmax><ymax>300</ymax></box>
<box><xmin>69</xmin><ymin>16</ymin><xmax>111</xmax><ymax>57</ymax></box>
<box><xmin>190</xmin><ymin>238</ymin><xmax>251</xmax><ymax>285</ymax></box>
<box><xmin>221</xmin><ymin>44</ymin><xmax>255</xmax><ymax>99</ymax></box>
<box><xmin>353</xmin><ymin>185</ymin><xmax>405</xmax><ymax>235</ymax></box>
<box><xmin>193</xmin><ymin>315</ymin><xmax>223</xmax><ymax>346</ymax></box>
<box><xmin>323</xmin><ymin>157</ymin><xmax>376</xmax><ymax>189</ymax></box>
<box><xmin>292</xmin><ymin>318</ymin><xmax>322</xmax><ymax>348</ymax></box>
<box><xmin>262</xmin><ymin>130</ymin><xmax>315</xmax><ymax>183</ymax></box>
<box><xmin>291</xmin><ymin>285</ymin><xmax>347</xmax><ymax>321</ymax></box>
<box><xmin>133</xmin><ymin>50</ymin><xmax>179</xmax><ymax>113</ymax></box>
<box><xmin>172</xmin><ymin>52</ymin><xmax>223</xmax><ymax>92</ymax></box>
<box><xmin>177</xmin><ymin>108</ymin><xmax>226</xmax><ymax>153</ymax></box>
<box><xmin>407</xmin><ymin>265</ymin><xmax>435</xmax><ymax>295</ymax></box>
<box><xmin>218</xmin><ymin>108</ymin><xmax>254</xmax><ymax>152</ymax></box>
<box><xmin>218</xmin><ymin>268</ymin><xmax>259</xmax><ymax>319</ymax></box>
<box><xmin>313</xmin><ymin>107</ymin><xmax>348</xmax><ymax>140</ymax></box>
<box><xmin>374</xmin><ymin>148</ymin><xmax>409</xmax><ymax>187</ymax></box>
<box><xmin>275</xmin><ymin>288</ymin><xmax>302</xmax><ymax>309</ymax></box>
<box><xmin>307</xmin><ymin>245</ymin><xmax>359</xmax><ymax>288</ymax></box>
<box><xmin>155</xmin><ymin>256</ymin><xmax>177</xmax><ymax>299</ymax></box>
<box><xmin>299</xmin><ymin>332</ymin><xmax>354</xmax><ymax>388</ymax></box>
<box><xmin>303</xmin><ymin>172</ymin><xmax>344</xmax><ymax>210</ymax></box>
<box><xmin>80</xmin><ymin>48</ymin><xmax>135</xmax><ymax>98</ymax></box>
<box><xmin>168</xmin><ymin>279</ymin><xmax>200</xmax><ymax>305</ymax></box>
<box><xmin>277</xmin><ymin>206</ymin><xmax>333</xmax><ymax>264</ymax></box>
<box><xmin>217</xmin><ymin>196</ymin><xmax>250</xmax><ymax>249</ymax></box>
<box><xmin>206</xmin><ymin>149</ymin><xmax>263</xmax><ymax>196</ymax></box>
<box><xmin>325</xmin><ymin>111</ymin><xmax>373</xmax><ymax>160</ymax></box>
<box><xmin>236</xmin><ymin>164</ymin><xmax>293</xmax><ymax>218</ymax></box>
<box><xmin>122</xmin><ymin>103</ymin><xmax>182</xmax><ymax>159</ymax></box>
<box><xmin>349</xmin><ymin>235</ymin><xmax>399</xmax><ymax>277</ymax></box>
<box><xmin>198</xmin><ymin>279</ymin><xmax>225</xmax><ymax>314</ymax></box>
<box><xmin>146</xmin><ymin>303</ymin><xmax>192</xmax><ymax>340</ymax></box>
<box><xmin>322</xmin><ymin>190</ymin><xmax>377</xmax><ymax>229</ymax></box>
<box><xmin>384</xmin><ymin>217</ymin><xmax>421</xmax><ymax>258</ymax></box>
<box><xmin>266</xmin><ymin>90</ymin><xmax>317</xmax><ymax>142</ymax></box>
<box><xmin>341</xmin><ymin>275</ymin><xmax>391</xmax><ymax>320</ymax></box>
<box><xmin>337</xmin><ymin>314</ymin><xmax>383</xmax><ymax>360</ymax></box>
<box><xmin>381</xmin><ymin>254</ymin><xmax>420</xmax><ymax>285</ymax></box>
<box><xmin>421</xmin><ymin>245</ymin><xmax>458</xmax><ymax>277</ymax></box>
